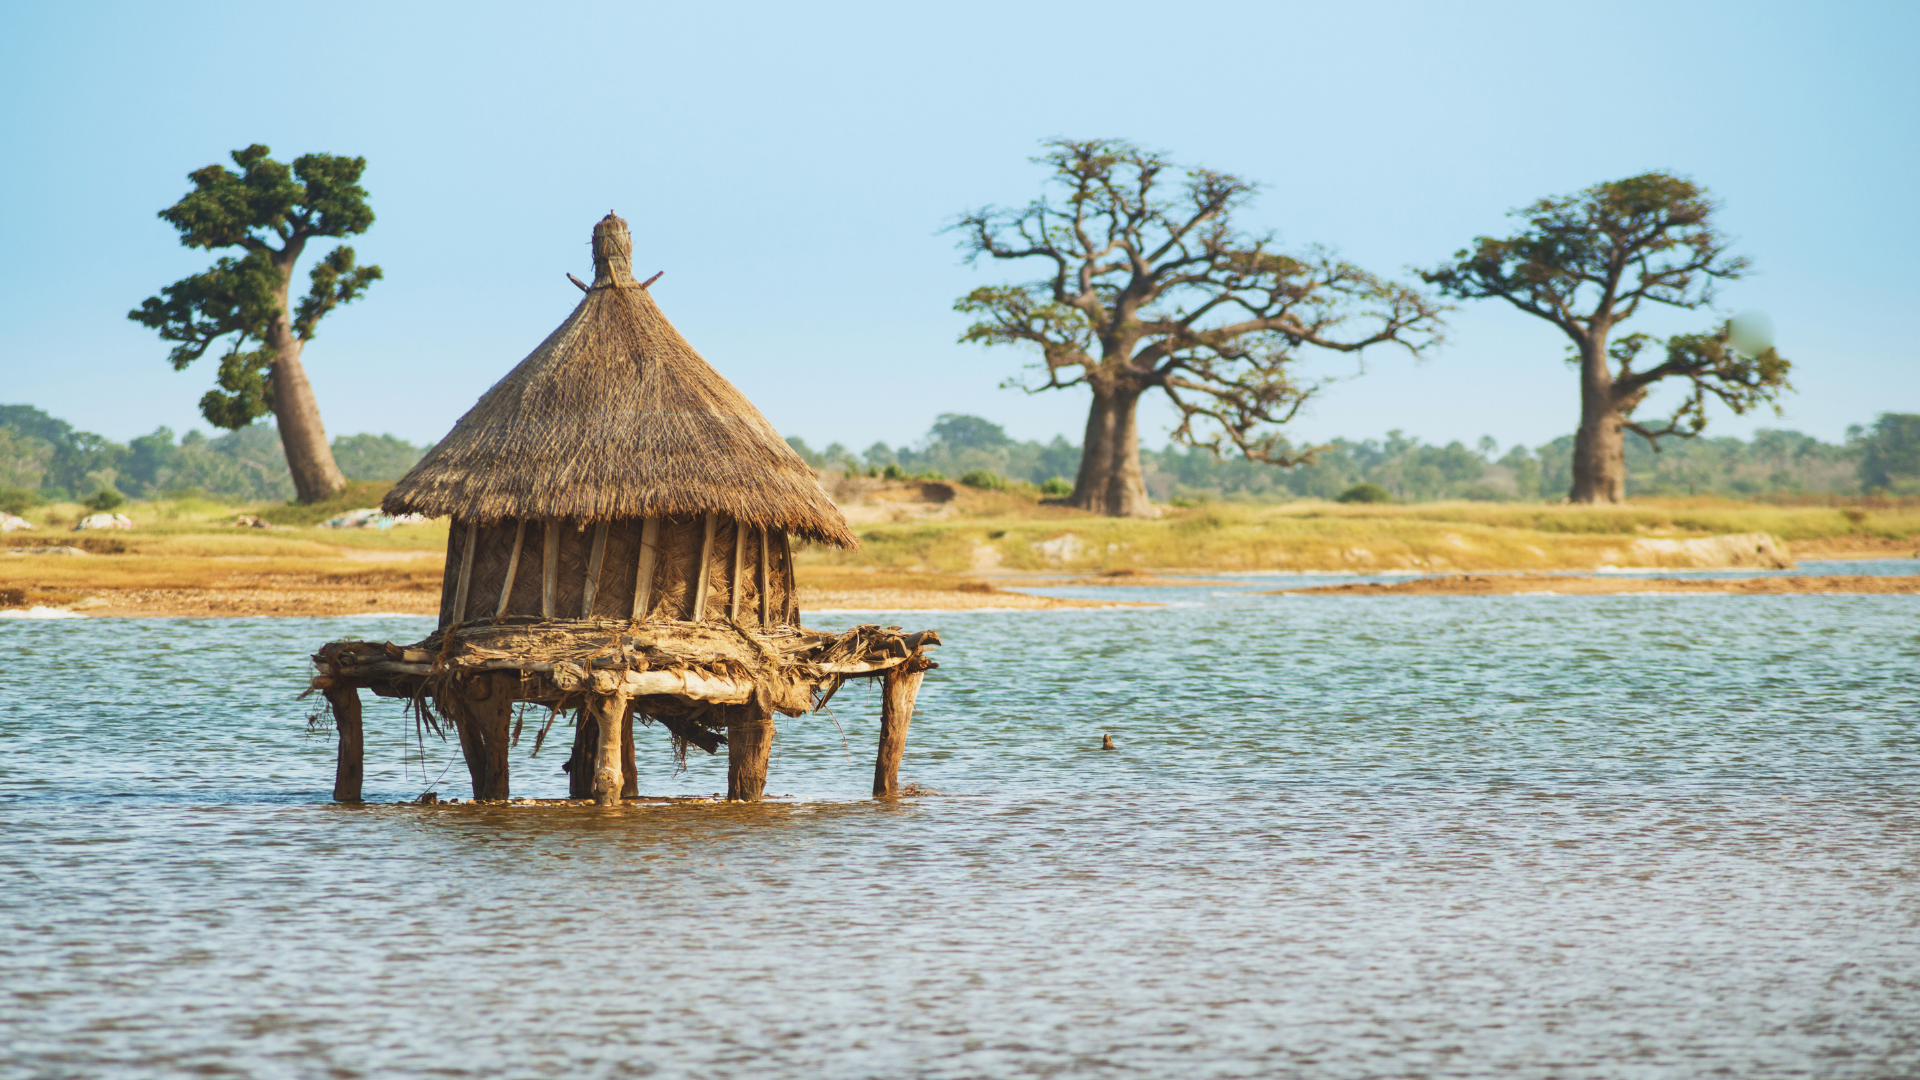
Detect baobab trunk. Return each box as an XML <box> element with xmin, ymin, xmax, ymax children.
<box><xmin>1070</xmin><ymin>384</ymin><xmax>1155</xmax><ymax>518</ymax></box>
<box><xmin>1569</xmin><ymin>338</ymin><xmax>1628</xmax><ymax>504</ymax></box>
<box><xmin>266</xmin><ymin>270</ymin><xmax>346</xmax><ymax>504</ymax></box>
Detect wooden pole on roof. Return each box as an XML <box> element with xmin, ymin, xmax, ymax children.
<box><xmin>632</xmin><ymin>518</ymin><xmax>660</xmax><ymax>621</ymax></box>
<box><xmin>692</xmin><ymin>513</ymin><xmax>717</xmax><ymax>620</ymax></box>
<box><xmin>323</xmin><ymin>685</ymin><xmax>364</xmax><ymax>803</ymax></box>
<box><xmin>452</xmin><ymin>521</ymin><xmax>478</xmax><ymax>622</ymax></box>
<box><xmin>780</xmin><ymin>532</ymin><xmax>798</xmax><ymax>623</ymax></box>
<box><xmin>495</xmin><ymin>520</ymin><xmax>527</xmax><ymax>619</ymax></box>
<box><xmin>729</xmin><ymin>520</ymin><xmax>746</xmax><ymax>620</ymax></box>
<box><xmin>757</xmin><ymin>528</ymin><xmax>770</xmax><ymax>626</ymax></box>
<box><xmin>582</xmin><ymin>521</ymin><xmax>610</xmax><ymax>618</ymax></box>
<box><xmin>542</xmin><ymin>520</ymin><xmax>562</xmax><ymax>618</ymax></box>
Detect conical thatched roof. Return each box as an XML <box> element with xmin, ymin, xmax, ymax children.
<box><xmin>383</xmin><ymin>214</ymin><xmax>856</xmax><ymax>547</ymax></box>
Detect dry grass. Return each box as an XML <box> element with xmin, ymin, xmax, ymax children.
<box><xmin>800</xmin><ymin>495</ymin><xmax>1920</xmax><ymax>575</ymax></box>
<box><xmin>5</xmin><ymin>489</ymin><xmax>1915</xmax><ymax>614</ymax></box>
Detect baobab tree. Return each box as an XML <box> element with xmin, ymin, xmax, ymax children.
<box><xmin>1423</xmin><ymin>173</ymin><xmax>1789</xmax><ymax>503</ymax></box>
<box><xmin>954</xmin><ymin>139</ymin><xmax>1444</xmax><ymax>517</ymax></box>
<box><xmin>130</xmin><ymin>144</ymin><xmax>383</xmax><ymax>503</ymax></box>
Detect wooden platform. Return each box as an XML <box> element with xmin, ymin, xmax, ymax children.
<box><xmin>310</xmin><ymin>619</ymin><xmax>938</xmax><ymax>805</ymax></box>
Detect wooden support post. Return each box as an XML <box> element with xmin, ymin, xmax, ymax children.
<box><xmin>692</xmin><ymin>512</ymin><xmax>717</xmax><ymax>621</ymax></box>
<box><xmin>591</xmin><ymin>691</ymin><xmax>629</xmax><ymax>806</ymax></box>
<box><xmin>757</xmin><ymin>528</ymin><xmax>770</xmax><ymax>627</ymax></box>
<box><xmin>729</xmin><ymin>519</ymin><xmax>746</xmax><ymax>621</ymax></box>
<box><xmin>725</xmin><ymin>700</ymin><xmax>775</xmax><ymax>802</ymax></box>
<box><xmin>632</xmin><ymin>518</ymin><xmax>660</xmax><ymax>621</ymax></box>
<box><xmin>495</xmin><ymin>519</ymin><xmax>527</xmax><ymax>619</ymax></box>
<box><xmin>582</xmin><ymin>520</ymin><xmax>610</xmax><ymax>618</ymax></box>
<box><xmin>542</xmin><ymin>519</ymin><xmax>561</xmax><ymax>618</ymax></box>
<box><xmin>451</xmin><ymin>521</ymin><xmax>478</xmax><ymax>622</ymax></box>
<box><xmin>323</xmin><ymin>685</ymin><xmax>364</xmax><ymax>803</ymax></box>
<box><xmin>621</xmin><ymin>701</ymin><xmax>639</xmax><ymax>798</ymax></box>
<box><xmin>460</xmin><ymin>672</ymin><xmax>515</xmax><ymax>801</ymax></box>
<box><xmin>779</xmin><ymin>531</ymin><xmax>798</xmax><ymax>623</ymax></box>
<box><xmin>873</xmin><ymin>661</ymin><xmax>927</xmax><ymax>798</ymax></box>
<box><xmin>567</xmin><ymin>712</ymin><xmax>597</xmax><ymax>800</ymax></box>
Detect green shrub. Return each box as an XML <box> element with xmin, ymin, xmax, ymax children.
<box><xmin>1336</xmin><ymin>482</ymin><xmax>1392</xmax><ymax>504</ymax></box>
<box><xmin>256</xmin><ymin>480</ymin><xmax>396</xmax><ymax>526</ymax></box>
<box><xmin>882</xmin><ymin>463</ymin><xmax>907</xmax><ymax>481</ymax></box>
<box><xmin>1039</xmin><ymin>477</ymin><xmax>1073</xmax><ymax>498</ymax></box>
<box><xmin>0</xmin><ymin>487</ymin><xmax>44</xmax><ymax>517</ymax></box>
<box><xmin>83</xmin><ymin>488</ymin><xmax>126</xmax><ymax>512</ymax></box>
<box><xmin>959</xmin><ymin>469</ymin><xmax>1008</xmax><ymax>491</ymax></box>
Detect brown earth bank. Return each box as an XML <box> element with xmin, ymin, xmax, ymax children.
<box><xmin>1271</xmin><ymin>574</ymin><xmax>1920</xmax><ymax>597</ymax></box>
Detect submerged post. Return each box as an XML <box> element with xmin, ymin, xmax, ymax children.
<box><xmin>592</xmin><ymin>692</ymin><xmax>629</xmax><ymax>806</ymax></box>
<box><xmin>567</xmin><ymin>712</ymin><xmax>598</xmax><ymax>800</ymax></box>
<box><xmin>873</xmin><ymin>661</ymin><xmax>927</xmax><ymax>798</ymax></box>
<box><xmin>459</xmin><ymin>672</ymin><xmax>515</xmax><ymax>801</ymax></box>
<box><xmin>725</xmin><ymin>701</ymin><xmax>774</xmax><ymax>802</ymax></box>
<box><xmin>323</xmin><ymin>685</ymin><xmax>364</xmax><ymax>803</ymax></box>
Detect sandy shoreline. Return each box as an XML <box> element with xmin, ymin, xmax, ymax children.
<box><xmin>1270</xmin><ymin>573</ymin><xmax>1920</xmax><ymax>597</ymax></box>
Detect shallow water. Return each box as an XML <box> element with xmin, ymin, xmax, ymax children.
<box><xmin>2</xmin><ymin>591</ymin><xmax>1917</xmax><ymax>1078</ymax></box>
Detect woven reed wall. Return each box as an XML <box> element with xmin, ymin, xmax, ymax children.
<box><xmin>439</xmin><ymin>514</ymin><xmax>797</xmax><ymax>628</ymax></box>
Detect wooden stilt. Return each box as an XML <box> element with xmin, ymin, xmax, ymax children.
<box><xmin>567</xmin><ymin>711</ymin><xmax>597</xmax><ymax>800</ymax></box>
<box><xmin>873</xmin><ymin>662</ymin><xmax>926</xmax><ymax>798</ymax></box>
<box><xmin>692</xmin><ymin>513</ymin><xmax>717</xmax><ymax>621</ymax></box>
<box><xmin>451</xmin><ymin>520</ymin><xmax>478</xmax><ymax>622</ymax></box>
<box><xmin>592</xmin><ymin>691</ymin><xmax>629</xmax><ymax>806</ymax></box>
<box><xmin>581</xmin><ymin>521</ymin><xmax>610</xmax><ymax>617</ymax></box>
<box><xmin>621</xmin><ymin>700</ymin><xmax>639</xmax><ymax>799</ymax></box>
<box><xmin>323</xmin><ymin>685</ymin><xmax>364</xmax><ymax>803</ymax></box>
<box><xmin>542</xmin><ymin>519</ymin><xmax>562</xmax><ymax>618</ymax></box>
<box><xmin>632</xmin><ymin>517</ymin><xmax>660</xmax><ymax>621</ymax></box>
<box><xmin>460</xmin><ymin>672</ymin><xmax>515</xmax><ymax>801</ymax></box>
<box><xmin>495</xmin><ymin>519</ymin><xmax>527</xmax><ymax>619</ymax></box>
<box><xmin>729</xmin><ymin>519</ymin><xmax>746</xmax><ymax>621</ymax></box>
<box><xmin>725</xmin><ymin>701</ymin><xmax>774</xmax><ymax>802</ymax></box>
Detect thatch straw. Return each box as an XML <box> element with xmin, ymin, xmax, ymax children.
<box><xmin>384</xmin><ymin>213</ymin><xmax>856</xmax><ymax>548</ymax></box>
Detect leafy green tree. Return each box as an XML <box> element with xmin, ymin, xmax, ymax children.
<box><xmin>1856</xmin><ymin>413</ymin><xmax>1920</xmax><ymax>492</ymax></box>
<box><xmin>0</xmin><ymin>405</ymin><xmax>127</xmax><ymax>499</ymax></box>
<box><xmin>330</xmin><ymin>433</ymin><xmax>429</xmax><ymax>482</ymax></box>
<box><xmin>1424</xmin><ymin>174</ymin><xmax>1789</xmax><ymax>503</ymax></box>
<box><xmin>955</xmin><ymin>139</ymin><xmax>1443</xmax><ymax>517</ymax></box>
<box><xmin>129</xmin><ymin>145</ymin><xmax>382</xmax><ymax>503</ymax></box>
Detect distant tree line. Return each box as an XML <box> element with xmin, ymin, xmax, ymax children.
<box><xmin>0</xmin><ymin>404</ymin><xmax>427</xmax><ymax>511</ymax></box>
<box><xmin>786</xmin><ymin>412</ymin><xmax>1920</xmax><ymax>503</ymax></box>
<box><xmin>5</xmin><ymin>405</ymin><xmax>1913</xmax><ymax>517</ymax></box>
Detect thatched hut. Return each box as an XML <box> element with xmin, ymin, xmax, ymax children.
<box><xmin>309</xmin><ymin>214</ymin><xmax>939</xmax><ymax>805</ymax></box>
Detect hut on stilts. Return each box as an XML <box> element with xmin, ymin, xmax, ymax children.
<box><xmin>308</xmin><ymin>214</ymin><xmax>940</xmax><ymax>805</ymax></box>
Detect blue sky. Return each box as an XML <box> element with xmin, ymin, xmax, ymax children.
<box><xmin>1</xmin><ymin>0</ymin><xmax>1913</xmax><ymax>456</ymax></box>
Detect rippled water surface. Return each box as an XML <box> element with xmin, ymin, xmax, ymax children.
<box><xmin>2</xmin><ymin>589</ymin><xmax>1917</xmax><ymax>1078</ymax></box>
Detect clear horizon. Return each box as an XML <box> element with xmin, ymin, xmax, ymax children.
<box><xmin>2</xmin><ymin>0</ymin><xmax>1913</xmax><ymax>454</ymax></box>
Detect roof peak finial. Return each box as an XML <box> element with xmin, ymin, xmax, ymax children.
<box><xmin>591</xmin><ymin>213</ymin><xmax>636</xmax><ymax>288</ymax></box>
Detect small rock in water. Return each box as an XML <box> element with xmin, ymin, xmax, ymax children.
<box><xmin>1101</xmin><ymin>733</ymin><xmax>1116</xmax><ymax>750</ymax></box>
<box><xmin>417</xmin><ymin>791</ymin><xmax>439</xmax><ymax>805</ymax></box>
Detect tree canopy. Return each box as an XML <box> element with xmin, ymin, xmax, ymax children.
<box><xmin>129</xmin><ymin>145</ymin><xmax>382</xmax><ymax>429</ymax></box>
<box><xmin>1423</xmin><ymin>173</ymin><xmax>1788</xmax><ymax>502</ymax></box>
<box><xmin>954</xmin><ymin>138</ymin><xmax>1443</xmax><ymax>515</ymax></box>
